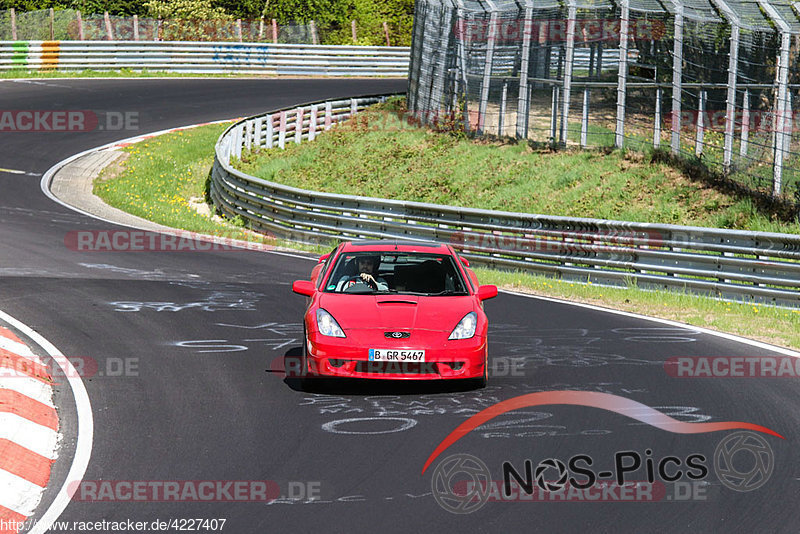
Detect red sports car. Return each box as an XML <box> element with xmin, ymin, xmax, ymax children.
<box><xmin>291</xmin><ymin>240</ymin><xmax>498</xmax><ymax>387</ymax></box>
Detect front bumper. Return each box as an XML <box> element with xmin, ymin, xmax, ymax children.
<box><xmin>304</xmin><ymin>329</ymin><xmax>487</xmax><ymax>380</ymax></box>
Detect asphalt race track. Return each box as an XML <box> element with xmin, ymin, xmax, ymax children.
<box><xmin>1</xmin><ymin>78</ymin><xmax>799</xmax><ymax>533</ymax></box>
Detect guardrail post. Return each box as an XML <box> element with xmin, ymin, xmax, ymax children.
<box><xmin>279</xmin><ymin>111</ymin><xmax>286</xmax><ymax>149</ymax></box>
<box><xmin>133</xmin><ymin>15</ymin><xmax>139</xmax><ymax>41</ymax></box>
<box><xmin>325</xmin><ymin>102</ymin><xmax>333</xmax><ymax>130</ymax></box>
<box><xmin>10</xmin><ymin>8</ymin><xmax>16</xmax><ymax>41</ymax></box>
<box><xmin>670</xmin><ymin>0</ymin><xmax>684</xmax><ymax>154</ymax></box>
<box><xmin>560</xmin><ymin>1</ymin><xmax>577</xmax><ymax>146</ymax></box>
<box><xmin>76</xmin><ymin>11</ymin><xmax>83</xmax><ymax>41</ymax></box>
<box><xmin>244</xmin><ymin>120</ymin><xmax>252</xmax><ymax>150</ymax></box>
<box><xmin>695</xmin><ymin>90</ymin><xmax>706</xmax><ymax>156</ymax></box>
<box><xmin>499</xmin><ymin>80</ymin><xmax>507</xmax><ymax>136</ymax></box>
<box><xmin>234</xmin><ymin>125</ymin><xmax>243</xmax><ymax>159</ymax></box>
<box><xmin>516</xmin><ymin>2</ymin><xmax>534</xmax><ymax>139</ymax></box>
<box><xmin>266</xmin><ymin>114</ymin><xmax>274</xmax><ymax>148</ymax></box>
<box><xmin>740</xmin><ymin>89</ymin><xmax>750</xmax><ymax>157</ymax></box>
<box><xmin>254</xmin><ymin>117</ymin><xmax>263</xmax><ymax>148</ymax></box>
<box><xmin>104</xmin><ymin>11</ymin><xmax>113</xmax><ymax>41</ymax></box>
<box><xmin>350</xmin><ymin>98</ymin><xmax>357</xmax><ymax>118</ymax></box>
<box><xmin>272</xmin><ymin>19</ymin><xmax>278</xmax><ymax>43</ymax></box>
<box><xmin>581</xmin><ymin>88</ymin><xmax>590</xmax><ymax>148</ymax></box>
<box><xmin>309</xmin><ymin>104</ymin><xmax>318</xmax><ymax>141</ymax></box>
<box><xmin>295</xmin><ymin>107</ymin><xmax>304</xmax><ymax>144</ymax></box>
<box><xmin>654</xmin><ymin>87</ymin><xmax>662</xmax><ymax>148</ymax></box>
<box><xmin>615</xmin><ymin>0</ymin><xmax>630</xmax><ymax>149</ymax></box>
<box><xmin>478</xmin><ymin>10</ymin><xmax>499</xmax><ymax>135</ymax></box>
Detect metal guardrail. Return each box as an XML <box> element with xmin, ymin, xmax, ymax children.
<box><xmin>0</xmin><ymin>41</ymin><xmax>410</xmax><ymax>76</ymax></box>
<box><xmin>210</xmin><ymin>94</ymin><xmax>800</xmax><ymax>308</ymax></box>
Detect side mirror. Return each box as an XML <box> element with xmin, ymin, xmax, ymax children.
<box><xmin>318</xmin><ymin>253</ymin><xmax>331</xmax><ymax>263</ymax></box>
<box><xmin>292</xmin><ymin>280</ymin><xmax>315</xmax><ymax>297</ymax></box>
<box><xmin>460</xmin><ymin>256</ymin><xmax>470</xmax><ymax>267</ymax></box>
<box><xmin>477</xmin><ymin>285</ymin><xmax>498</xmax><ymax>301</ymax></box>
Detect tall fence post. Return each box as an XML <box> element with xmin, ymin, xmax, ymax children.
<box><xmin>76</xmin><ymin>11</ymin><xmax>84</xmax><ymax>41</ymax></box>
<box><xmin>670</xmin><ymin>0</ymin><xmax>684</xmax><ymax>154</ymax></box>
<box><xmin>773</xmin><ymin>31</ymin><xmax>791</xmax><ymax>196</ymax></box>
<box><xmin>10</xmin><ymin>8</ymin><xmax>16</xmax><ymax>41</ymax></box>
<box><xmin>259</xmin><ymin>17</ymin><xmax>264</xmax><ymax>40</ymax></box>
<box><xmin>49</xmin><ymin>8</ymin><xmax>55</xmax><ymax>40</ymax></box>
<box><xmin>740</xmin><ymin>89</ymin><xmax>750</xmax><ymax>157</ymax></box>
<box><xmin>695</xmin><ymin>90</ymin><xmax>706</xmax><ymax>156</ymax></box>
<box><xmin>383</xmin><ymin>22</ymin><xmax>391</xmax><ymax>46</ymax></box>
<box><xmin>236</xmin><ymin>19</ymin><xmax>243</xmax><ymax>42</ymax></box>
<box><xmin>311</xmin><ymin>20</ymin><xmax>319</xmax><ymax>45</ymax></box>
<box><xmin>550</xmin><ymin>86</ymin><xmax>560</xmax><ymax>142</ymax></box>
<box><xmin>581</xmin><ymin>88</ymin><xmax>590</xmax><ymax>148</ymax></box>
<box><xmin>654</xmin><ymin>87</ymin><xmax>662</xmax><ymax>148</ymax></box>
<box><xmin>499</xmin><ymin>80</ymin><xmax>507</xmax><ymax>136</ymax></box>
<box><xmin>709</xmin><ymin>0</ymin><xmax>740</xmax><ymax>172</ymax></box>
<box><xmin>272</xmin><ymin>19</ymin><xmax>278</xmax><ymax>43</ymax></box>
<box><xmin>104</xmin><ymin>11</ymin><xmax>114</xmax><ymax>41</ymax></box>
<box><xmin>478</xmin><ymin>9</ymin><xmax>499</xmax><ymax>135</ymax></box>
<box><xmin>516</xmin><ymin>2</ymin><xmax>534</xmax><ymax>139</ymax></box>
<box><xmin>351</xmin><ymin>20</ymin><xmax>357</xmax><ymax>43</ymax></box>
<box><xmin>133</xmin><ymin>14</ymin><xmax>139</xmax><ymax>41</ymax></box>
<box><xmin>615</xmin><ymin>0</ymin><xmax>630</xmax><ymax>149</ymax></box>
<box><xmin>560</xmin><ymin>1</ymin><xmax>577</xmax><ymax>145</ymax></box>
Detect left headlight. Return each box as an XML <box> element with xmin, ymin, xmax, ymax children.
<box><xmin>316</xmin><ymin>308</ymin><xmax>346</xmax><ymax>338</ymax></box>
<box><xmin>449</xmin><ymin>312</ymin><xmax>477</xmax><ymax>340</ymax></box>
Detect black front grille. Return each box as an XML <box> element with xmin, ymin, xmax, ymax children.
<box><xmin>384</xmin><ymin>331</ymin><xmax>411</xmax><ymax>339</ymax></box>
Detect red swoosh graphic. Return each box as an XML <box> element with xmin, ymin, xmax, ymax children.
<box><xmin>421</xmin><ymin>391</ymin><xmax>784</xmax><ymax>474</ymax></box>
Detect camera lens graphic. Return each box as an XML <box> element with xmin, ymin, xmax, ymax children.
<box><xmin>714</xmin><ymin>431</ymin><xmax>774</xmax><ymax>492</ymax></box>
<box><xmin>431</xmin><ymin>454</ymin><xmax>491</xmax><ymax>514</ymax></box>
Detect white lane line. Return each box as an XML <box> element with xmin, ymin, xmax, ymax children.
<box><xmin>0</xmin><ymin>413</ymin><xmax>59</xmax><ymax>460</ymax></box>
<box><xmin>0</xmin><ymin>376</ymin><xmax>55</xmax><ymax>408</ymax></box>
<box><xmin>504</xmin><ymin>291</ymin><xmax>800</xmax><ymax>357</ymax></box>
<box><xmin>0</xmin><ymin>310</ymin><xmax>93</xmax><ymax>534</ymax></box>
<box><xmin>0</xmin><ymin>167</ymin><xmax>40</xmax><ymax>177</ymax></box>
<box><xmin>0</xmin><ymin>469</ymin><xmax>47</xmax><ymax>517</ymax></box>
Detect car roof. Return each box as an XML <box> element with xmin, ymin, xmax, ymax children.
<box><xmin>340</xmin><ymin>240</ymin><xmax>451</xmax><ymax>254</ymax></box>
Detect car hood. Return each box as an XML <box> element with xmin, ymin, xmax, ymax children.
<box><xmin>318</xmin><ymin>294</ymin><xmax>475</xmax><ymax>333</ymax></box>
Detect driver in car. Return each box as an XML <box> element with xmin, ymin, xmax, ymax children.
<box><xmin>337</xmin><ymin>255</ymin><xmax>388</xmax><ymax>291</ymax></box>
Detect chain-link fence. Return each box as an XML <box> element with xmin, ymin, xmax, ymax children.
<box><xmin>0</xmin><ymin>9</ymin><xmax>407</xmax><ymax>46</ymax></box>
<box><xmin>408</xmin><ymin>0</ymin><xmax>800</xmax><ymax>208</ymax></box>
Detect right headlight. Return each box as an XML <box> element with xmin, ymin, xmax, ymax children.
<box><xmin>449</xmin><ymin>312</ymin><xmax>477</xmax><ymax>340</ymax></box>
<box><xmin>316</xmin><ymin>308</ymin><xmax>346</xmax><ymax>338</ymax></box>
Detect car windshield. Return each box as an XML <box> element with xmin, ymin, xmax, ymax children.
<box><xmin>323</xmin><ymin>251</ymin><xmax>469</xmax><ymax>295</ymax></box>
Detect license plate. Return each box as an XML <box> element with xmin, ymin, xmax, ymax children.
<box><xmin>369</xmin><ymin>349</ymin><xmax>425</xmax><ymax>362</ymax></box>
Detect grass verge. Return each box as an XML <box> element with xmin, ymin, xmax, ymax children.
<box><xmin>93</xmin><ymin>111</ymin><xmax>800</xmax><ymax>350</ymax></box>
